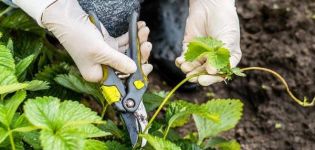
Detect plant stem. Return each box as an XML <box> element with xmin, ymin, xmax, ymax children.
<box><xmin>0</xmin><ymin>7</ymin><xmax>13</xmax><ymax>18</ymax></box>
<box><xmin>8</xmin><ymin>129</ymin><xmax>16</xmax><ymax>150</ymax></box>
<box><xmin>101</xmin><ymin>103</ymin><xmax>109</xmax><ymax>119</ymax></box>
<box><xmin>163</xmin><ymin>124</ymin><xmax>171</xmax><ymax>139</ymax></box>
<box><xmin>0</xmin><ymin>94</ymin><xmax>4</xmax><ymax>101</ymax></box>
<box><xmin>241</xmin><ymin>67</ymin><xmax>315</xmax><ymax>107</ymax></box>
<box><xmin>144</xmin><ymin>73</ymin><xmax>205</xmax><ymax>133</ymax></box>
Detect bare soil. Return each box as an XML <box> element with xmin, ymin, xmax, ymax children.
<box><xmin>148</xmin><ymin>0</ymin><xmax>315</xmax><ymax>149</ymax></box>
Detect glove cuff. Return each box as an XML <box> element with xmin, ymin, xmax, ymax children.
<box><xmin>12</xmin><ymin>0</ymin><xmax>57</xmax><ymax>27</ymax></box>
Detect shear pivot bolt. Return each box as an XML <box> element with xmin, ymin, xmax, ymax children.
<box><xmin>126</xmin><ymin>99</ymin><xmax>135</xmax><ymax>108</ymax></box>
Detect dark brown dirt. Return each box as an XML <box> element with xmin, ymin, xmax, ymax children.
<box><xmin>148</xmin><ymin>0</ymin><xmax>315</xmax><ymax>149</ymax></box>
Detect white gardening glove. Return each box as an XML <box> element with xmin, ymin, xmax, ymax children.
<box><xmin>13</xmin><ymin>0</ymin><xmax>152</xmax><ymax>82</ymax></box>
<box><xmin>176</xmin><ymin>0</ymin><xmax>242</xmax><ymax>86</ymax></box>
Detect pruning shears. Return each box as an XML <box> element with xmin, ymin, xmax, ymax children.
<box><xmin>89</xmin><ymin>11</ymin><xmax>148</xmax><ymax>148</ymax></box>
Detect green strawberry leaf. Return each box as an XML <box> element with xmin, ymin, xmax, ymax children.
<box><xmin>84</xmin><ymin>140</ymin><xmax>129</xmax><ymax>150</ymax></box>
<box><xmin>184</xmin><ymin>37</ymin><xmax>230</xmax><ymax>70</ymax></box>
<box><xmin>40</xmin><ymin>128</ymin><xmax>85</xmax><ymax>150</ymax></box>
<box><xmin>0</xmin><ymin>10</ymin><xmax>45</xmax><ymax>36</ymax></box>
<box><xmin>0</xmin><ymin>70</ymin><xmax>17</xmax><ymax>86</ymax></box>
<box><xmin>0</xmin><ymin>44</ymin><xmax>17</xmax><ymax>86</ymax></box>
<box><xmin>185</xmin><ymin>37</ymin><xmax>225</xmax><ymax>61</ymax></box>
<box><xmin>99</xmin><ymin>120</ymin><xmax>124</xmax><ymax>139</ymax></box>
<box><xmin>3</xmin><ymin>91</ymin><xmax>26</xmax><ymax>127</ymax></box>
<box><xmin>24</xmin><ymin>97</ymin><xmax>103</xmax><ymax>129</ymax></box>
<box><xmin>0</xmin><ymin>83</ymin><xmax>28</xmax><ymax>95</ymax></box>
<box><xmin>15</xmin><ymin>54</ymin><xmax>34</xmax><ymax>78</ymax></box>
<box><xmin>143</xmin><ymin>93</ymin><xmax>165</xmax><ymax>112</ymax></box>
<box><xmin>34</xmin><ymin>63</ymin><xmax>80</xmax><ymax>99</ymax></box>
<box><xmin>21</xmin><ymin>131</ymin><xmax>41</xmax><ymax>149</ymax></box>
<box><xmin>193</xmin><ymin>99</ymin><xmax>243</xmax><ymax>143</ymax></box>
<box><xmin>184</xmin><ymin>37</ymin><xmax>246</xmax><ymax>80</ymax></box>
<box><xmin>141</xmin><ymin>134</ymin><xmax>181</xmax><ymax>150</ymax></box>
<box><xmin>24</xmin><ymin>97</ymin><xmax>109</xmax><ymax>150</ymax></box>
<box><xmin>75</xmin><ymin>124</ymin><xmax>110</xmax><ymax>138</ymax></box>
<box><xmin>231</xmin><ymin>68</ymin><xmax>246</xmax><ymax>77</ymax></box>
<box><xmin>24</xmin><ymin>96</ymin><xmax>60</xmax><ymax>129</ymax></box>
<box><xmin>206</xmin><ymin>137</ymin><xmax>241</xmax><ymax>150</ymax></box>
<box><xmin>54</xmin><ymin>73</ymin><xmax>104</xmax><ymax>103</ymax></box>
<box><xmin>166</xmin><ymin>100</ymin><xmax>219</xmax><ymax>128</ymax></box>
<box><xmin>0</xmin><ymin>127</ymin><xmax>9</xmax><ymax>144</ymax></box>
<box><xmin>103</xmin><ymin>141</ymin><xmax>129</xmax><ymax>150</ymax></box>
<box><xmin>25</xmin><ymin>80</ymin><xmax>50</xmax><ymax>91</ymax></box>
<box><xmin>176</xmin><ymin>139</ymin><xmax>202</xmax><ymax>150</ymax></box>
<box><xmin>206</xmin><ymin>47</ymin><xmax>230</xmax><ymax>70</ymax></box>
<box><xmin>217</xmin><ymin>140</ymin><xmax>241</xmax><ymax>150</ymax></box>
<box><xmin>84</xmin><ymin>140</ymin><xmax>107</xmax><ymax>150</ymax></box>
<box><xmin>0</xmin><ymin>105</ymin><xmax>6</xmax><ymax>126</ymax></box>
<box><xmin>0</xmin><ymin>91</ymin><xmax>26</xmax><ymax>127</ymax></box>
<box><xmin>0</xmin><ymin>44</ymin><xmax>15</xmax><ymax>73</ymax></box>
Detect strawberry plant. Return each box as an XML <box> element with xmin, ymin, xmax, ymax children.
<box><xmin>183</xmin><ymin>37</ymin><xmax>315</xmax><ymax>107</ymax></box>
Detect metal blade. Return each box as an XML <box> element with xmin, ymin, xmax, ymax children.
<box><xmin>134</xmin><ymin>102</ymin><xmax>148</xmax><ymax>147</ymax></box>
<box><xmin>121</xmin><ymin>112</ymin><xmax>139</xmax><ymax>147</ymax></box>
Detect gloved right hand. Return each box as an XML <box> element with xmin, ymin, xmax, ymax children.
<box><xmin>14</xmin><ymin>0</ymin><xmax>152</xmax><ymax>82</ymax></box>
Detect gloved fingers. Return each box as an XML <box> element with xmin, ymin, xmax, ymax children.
<box><xmin>175</xmin><ymin>44</ymin><xmax>189</xmax><ymax>67</ymax></box>
<box><xmin>186</xmin><ymin>65</ymin><xmax>205</xmax><ymax>83</ymax></box>
<box><xmin>78</xmin><ymin>63</ymin><xmax>104</xmax><ymax>83</ymax></box>
<box><xmin>197</xmin><ymin>75</ymin><xmax>224</xmax><ymax>86</ymax></box>
<box><xmin>180</xmin><ymin>60</ymin><xmax>202</xmax><ymax>74</ymax></box>
<box><xmin>99</xmin><ymin>23</ymin><xmax>119</xmax><ymax>49</ymax></box>
<box><xmin>137</xmin><ymin>21</ymin><xmax>146</xmax><ymax>29</ymax></box>
<box><xmin>204</xmin><ymin>61</ymin><xmax>218</xmax><ymax>75</ymax></box>
<box><xmin>117</xmin><ymin>21</ymin><xmax>150</xmax><ymax>54</ymax></box>
<box><xmin>175</xmin><ymin>56</ymin><xmax>185</xmax><ymax>68</ymax></box>
<box><xmin>116</xmin><ymin>32</ymin><xmax>129</xmax><ymax>48</ymax></box>
<box><xmin>95</xmin><ymin>44</ymin><xmax>137</xmax><ymax>74</ymax></box>
<box><xmin>118</xmin><ymin>44</ymin><xmax>129</xmax><ymax>53</ymax></box>
<box><xmin>142</xmin><ymin>64</ymin><xmax>153</xmax><ymax>76</ymax></box>
<box><xmin>138</xmin><ymin>26</ymin><xmax>150</xmax><ymax>44</ymax></box>
<box><xmin>99</xmin><ymin>22</ymin><xmax>111</xmax><ymax>39</ymax></box>
<box><xmin>140</xmin><ymin>42</ymin><xmax>152</xmax><ymax>63</ymax></box>
<box><xmin>178</xmin><ymin>55</ymin><xmax>207</xmax><ymax>73</ymax></box>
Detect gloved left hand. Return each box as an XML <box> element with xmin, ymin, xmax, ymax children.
<box><xmin>176</xmin><ymin>0</ymin><xmax>242</xmax><ymax>86</ymax></box>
